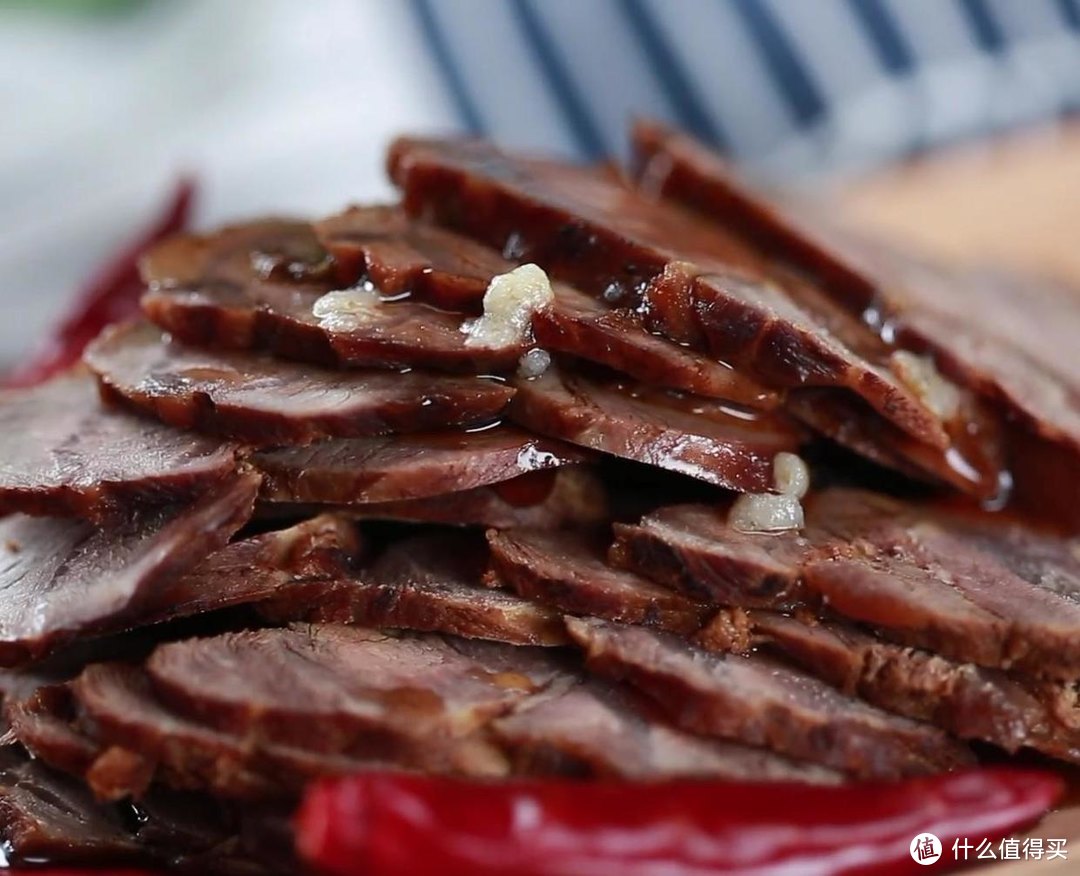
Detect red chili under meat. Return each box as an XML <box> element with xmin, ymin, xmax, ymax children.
<box><xmin>296</xmin><ymin>769</ymin><xmax>1063</xmax><ymax>876</ymax></box>
<box><xmin>6</xmin><ymin>179</ymin><xmax>194</xmax><ymax>387</ymax></box>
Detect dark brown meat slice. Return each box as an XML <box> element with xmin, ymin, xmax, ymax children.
<box><xmin>71</xmin><ymin>663</ymin><xmax>379</xmax><ymax>802</ymax></box>
<box><xmin>565</xmin><ymin>617</ymin><xmax>973</xmax><ymax>779</ymax></box>
<box><xmin>145</xmin><ymin>625</ymin><xmax>562</xmax><ymax>775</ymax></box>
<box><xmin>5</xmin><ymin>684</ymin><xmax>100</xmax><ymax>777</ymax></box>
<box><xmin>388</xmin><ymin>137</ymin><xmax>766</xmax><ymax>295</ymax></box>
<box><xmin>387</xmin><ymin>137</ymin><xmax>949</xmax><ymax>452</ymax></box>
<box><xmin>800</xmin><ymin>490</ymin><xmax>1080</xmax><ymax>678</ymax></box>
<box><xmin>897</xmin><ymin>272</ymin><xmax>1080</xmax><ymax>452</ymax></box>
<box><xmin>0</xmin><ymin>371</ymin><xmax>240</xmax><ymax>520</ymax></box>
<box><xmin>486</xmin><ymin>528</ymin><xmax>711</xmax><ymax>634</ymax></box>
<box><xmin>143</xmin><ymin>514</ymin><xmax>362</xmax><ymax>625</ymax></box>
<box><xmin>0</xmin><ymin>746</ymin><xmax>275</xmax><ymax>872</ymax></box>
<box><xmin>630</xmin><ymin>120</ymin><xmax>875</xmax><ymax>309</ymax></box>
<box><xmin>317</xmin><ymin>206</ymin><xmax>777</xmax><ymax>407</ymax></box>
<box><xmin>748</xmin><ymin>612</ymin><xmax>1080</xmax><ymax>763</ymax></box>
<box><xmin>344</xmin><ymin>466</ymin><xmax>609</xmax><ymax>529</ymax></box>
<box><xmin>803</xmin><ymin>530</ymin><xmax>1080</xmax><ymax>679</ymax></box>
<box><xmin>507</xmin><ymin>365</ymin><xmax>800</xmax><ymax>492</ymax></box>
<box><xmin>314</xmin><ymin>204</ymin><xmax>495</xmax><ymax>311</ymax></box>
<box><xmin>253</xmin><ymin>426</ymin><xmax>586</xmax><ymax>505</ymax></box>
<box><xmin>263</xmin><ymin>532</ymin><xmax>567</xmax><ymax>646</ymax></box>
<box><xmin>535</xmin><ymin>285</ymin><xmax>779</xmax><ymax>407</ymax></box>
<box><xmin>631</xmin><ymin>121</ymin><xmax>1074</xmax><ymax>504</ymax></box>
<box><xmin>633</xmin><ymin>122</ymin><xmax>1080</xmax><ymax>442</ymax></box>
<box><xmin>0</xmin><ymin>747</ymin><xmax>144</xmax><ymax>865</ymax></box>
<box><xmin>141</xmin><ymin>219</ymin><xmax>523</xmax><ymax>372</ymax></box>
<box><xmin>492</xmin><ymin>678</ymin><xmax>841</xmax><ymax>782</ymax></box>
<box><xmin>786</xmin><ymin>388</ymin><xmax>1005</xmax><ymax>500</ymax></box>
<box><xmin>610</xmin><ymin>503</ymin><xmax>807</xmax><ymax>608</ymax></box>
<box><xmin>0</xmin><ymin>474</ymin><xmax>258</xmax><ymax>665</ymax></box>
<box><xmin>649</xmin><ymin>266</ymin><xmax>951</xmax><ymax>449</ymax></box>
<box><xmin>946</xmin><ymin>512</ymin><xmax>1080</xmax><ymax>604</ymax></box>
<box><xmin>86</xmin><ymin>321</ymin><xmax>514</xmax><ymax>444</ymax></box>
<box><xmin>615</xmin><ymin>489</ymin><xmax>1080</xmax><ymax>677</ymax></box>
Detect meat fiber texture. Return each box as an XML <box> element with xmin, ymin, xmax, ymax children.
<box><xmin>0</xmin><ymin>122</ymin><xmax>1078</xmax><ymax>871</ymax></box>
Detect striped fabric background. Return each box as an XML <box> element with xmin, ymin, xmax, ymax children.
<box><xmin>413</xmin><ymin>0</ymin><xmax>1080</xmax><ymax>179</ymax></box>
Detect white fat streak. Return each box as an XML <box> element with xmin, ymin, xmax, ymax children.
<box><xmin>462</xmin><ymin>264</ymin><xmax>554</xmax><ymax>348</ymax></box>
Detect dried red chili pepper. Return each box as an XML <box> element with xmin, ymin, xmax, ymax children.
<box><xmin>6</xmin><ymin>179</ymin><xmax>195</xmax><ymax>387</ymax></box>
<box><xmin>296</xmin><ymin>769</ymin><xmax>1063</xmax><ymax>876</ymax></box>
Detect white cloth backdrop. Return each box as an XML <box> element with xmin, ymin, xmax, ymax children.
<box><xmin>0</xmin><ymin>0</ymin><xmax>456</xmax><ymax>366</ymax></box>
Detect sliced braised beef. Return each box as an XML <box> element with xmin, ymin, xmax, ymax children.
<box><xmin>70</xmin><ymin>662</ymin><xmax>380</xmax><ymax>802</ymax></box>
<box><xmin>144</xmin><ymin>625</ymin><xmax>563</xmax><ymax>775</ymax></box>
<box><xmin>253</xmin><ymin>426</ymin><xmax>586</xmax><ymax>505</ymax></box>
<box><xmin>507</xmin><ymin>365</ymin><xmax>800</xmax><ymax>492</ymax></box>
<box><xmin>896</xmin><ymin>267</ymin><xmax>1080</xmax><ymax>451</ymax></box>
<box><xmin>631</xmin><ymin>120</ymin><xmax>1075</xmax><ymax>506</ymax></box>
<box><xmin>0</xmin><ymin>474</ymin><xmax>257</xmax><ymax>665</ymax></box>
<box><xmin>630</xmin><ymin>119</ymin><xmax>877</xmax><ymax>309</ymax></box>
<box><xmin>314</xmin><ymin>205</ymin><xmax>493</xmax><ymax>311</ymax></box>
<box><xmin>344</xmin><ymin>466</ymin><xmax>609</xmax><ymax>529</ymax></box>
<box><xmin>486</xmin><ymin>528</ymin><xmax>712</xmax><ymax>634</ymax></box>
<box><xmin>86</xmin><ymin>321</ymin><xmax>514</xmax><ymax>444</ymax></box>
<box><xmin>630</xmin><ymin>120</ymin><xmax>1080</xmax><ymax>450</ymax></box>
<box><xmin>786</xmin><ymin>388</ymin><xmax>1004</xmax><ymax>499</ymax></box>
<box><xmin>534</xmin><ymin>286</ymin><xmax>778</xmax><ymax>407</ymax></box>
<box><xmin>143</xmin><ymin>514</ymin><xmax>362</xmax><ymax>625</ymax></box>
<box><xmin>0</xmin><ymin>746</ymin><xmax>145</xmax><ymax>865</ymax></box>
<box><xmin>317</xmin><ymin>205</ymin><xmax>777</xmax><ymax>406</ymax></box>
<box><xmin>801</xmin><ymin>499</ymin><xmax>1080</xmax><ymax>679</ymax></box>
<box><xmin>387</xmin><ymin>138</ymin><xmax>956</xmax><ymax>455</ymax></box>
<box><xmin>141</xmin><ymin>220</ymin><xmax>523</xmax><ymax>373</ymax></box>
<box><xmin>0</xmin><ymin>371</ymin><xmax>239</xmax><ymax>520</ymax></box>
<box><xmin>610</xmin><ymin>503</ymin><xmax>806</xmax><ymax>608</ymax></box>
<box><xmin>744</xmin><ymin>612</ymin><xmax>1080</xmax><ymax>764</ymax></box>
<box><xmin>492</xmin><ymin>678</ymin><xmax>841</xmax><ymax>782</ymax></box>
<box><xmin>5</xmin><ymin>684</ymin><xmax>100</xmax><ymax>777</ymax></box>
<box><xmin>387</xmin><ymin>137</ymin><xmax>766</xmax><ymax>295</ymax></box>
<box><xmin>261</xmin><ymin>532</ymin><xmax>567</xmax><ymax>646</ymax></box>
<box><xmin>0</xmin><ymin>746</ymin><xmax>271</xmax><ymax>873</ymax></box>
<box><xmin>615</xmin><ymin>489</ymin><xmax>1080</xmax><ymax>677</ymax></box>
<box><xmin>565</xmin><ymin>617</ymin><xmax>973</xmax><ymax>779</ymax></box>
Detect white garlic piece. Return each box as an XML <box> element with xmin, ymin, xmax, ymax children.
<box><xmin>312</xmin><ymin>286</ymin><xmax>382</xmax><ymax>331</ymax></box>
<box><xmin>773</xmin><ymin>452</ymin><xmax>810</xmax><ymax>498</ymax></box>
<box><xmin>462</xmin><ymin>264</ymin><xmax>554</xmax><ymax>348</ymax></box>
<box><xmin>729</xmin><ymin>493</ymin><xmax>805</xmax><ymax>533</ymax></box>
<box><xmin>517</xmin><ymin>348</ymin><xmax>552</xmax><ymax>378</ymax></box>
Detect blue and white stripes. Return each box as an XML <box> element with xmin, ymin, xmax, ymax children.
<box><xmin>412</xmin><ymin>0</ymin><xmax>1080</xmax><ymax>179</ymax></box>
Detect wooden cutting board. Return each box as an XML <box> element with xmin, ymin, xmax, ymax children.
<box><xmin>835</xmin><ymin>122</ymin><xmax>1080</xmax><ymax>290</ymax></box>
<box><xmin>835</xmin><ymin>124</ymin><xmax>1080</xmax><ymax>873</ymax></box>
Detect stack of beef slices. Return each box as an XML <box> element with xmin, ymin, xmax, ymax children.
<box><xmin>0</xmin><ymin>126</ymin><xmax>1077</xmax><ymax>873</ymax></box>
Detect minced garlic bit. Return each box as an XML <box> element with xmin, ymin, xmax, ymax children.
<box><xmin>729</xmin><ymin>493</ymin><xmax>804</xmax><ymax>534</ymax></box>
<box><xmin>312</xmin><ymin>285</ymin><xmax>381</xmax><ymax>331</ymax></box>
<box><xmin>517</xmin><ymin>348</ymin><xmax>552</xmax><ymax>379</ymax></box>
<box><xmin>890</xmin><ymin>350</ymin><xmax>961</xmax><ymax>421</ymax></box>
<box><xmin>462</xmin><ymin>264</ymin><xmax>554</xmax><ymax>348</ymax></box>
<box><xmin>773</xmin><ymin>451</ymin><xmax>809</xmax><ymax>499</ymax></box>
